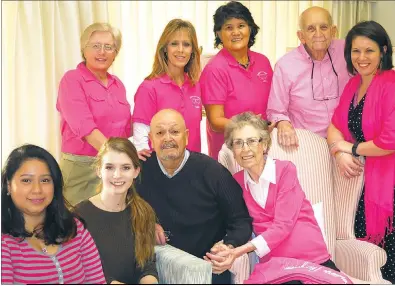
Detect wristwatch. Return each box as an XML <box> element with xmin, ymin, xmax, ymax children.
<box><xmin>352</xmin><ymin>142</ymin><xmax>360</xmax><ymax>157</ymax></box>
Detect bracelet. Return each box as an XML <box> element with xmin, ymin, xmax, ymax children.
<box><xmin>352</xmin><ymin>142</ymin><xmax>360</xmax><ymax>157</ymax></box>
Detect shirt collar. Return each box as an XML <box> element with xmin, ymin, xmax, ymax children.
<box><xmin>297</xmin><ymin>40</ymin><xmax>335</xmax><ymax>62</ymax></box>
<box><xmin>77</xmin><ymin>62</ymin><xmax>118</xmax><ymax>87</ymax></box>
<box><xmin>159</xmin><ymin>73</ymin><xmax>190</xmax><ymax>85</ymax></box>
<box><xmin>157</xmin><ymin>150</ymin><xmax>190</xmax><ymax>178</ymax></box>
<box><xmin>244</xmin><ymin>156</ymin><xmax>276</xmax><ymax>190</ymax></box>
<box><xmin>220</xmin><ymin>48</ymin><xmax>255</xmax><ymax>68</ymax></box>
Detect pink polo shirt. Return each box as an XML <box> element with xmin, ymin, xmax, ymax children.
<box><xmin>267</xmin><ymin>39</ymin><xmax>350</xmax><ymax>138</ymax></box>
<box><xmin>132</xmin><ymin>74</ymin><xmax>202</xmax><ymax>152</ymax></box>
<box><xmin>200</xmin><ymin>48</ymin><xmax>273</xmax><ymax>160</ymax></box>
<box><xmin>56</xmin><ymin>62</ymin><xmax>132</xmax><ymax>156</ymax></box>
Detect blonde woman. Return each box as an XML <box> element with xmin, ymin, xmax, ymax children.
<box><xmin>56</xmin><ymin>23</ymin><xmax>132</xmax><ymax>206</ymax></box>
<box><xmin>76</xmin><ymin>137</ymin><xmax>158</xmax><ymax>284</ymax></box>
<box><xmin>132</xmin><ymin>19</ymin><xmax>202</xmax><ymax>160</ymax></box>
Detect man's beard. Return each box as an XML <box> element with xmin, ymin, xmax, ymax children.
<box><xmin>159</xmin><ymin>141</ymin><xmax>181</xmax><ymax>161</ymax></box>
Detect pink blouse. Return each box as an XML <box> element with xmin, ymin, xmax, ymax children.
<box><xmin>56</xmin><ymin>62</ymin><xmax>132</xmax><ymax>156</ymax></box>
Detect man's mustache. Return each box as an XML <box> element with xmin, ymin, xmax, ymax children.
<box><xmin>161</xmin><ymin>142</ymin><xmax>178</xmax><ymax>150</ymax></box>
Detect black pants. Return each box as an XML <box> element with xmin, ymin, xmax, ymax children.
<box><xmin>282</xmin><ymin>259</ymin><xmax>340</xmax><ymax>284</ymax></box>
<box><xmin>212</xmin><ymin>270</ymin><xmax>231</xmax><ymax>284</ymax></box>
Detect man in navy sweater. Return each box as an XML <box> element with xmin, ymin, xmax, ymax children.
<box><xmin>135</xmin><ymin>109</ymin><xmax>252</xmax><ymax>284</ymax></box>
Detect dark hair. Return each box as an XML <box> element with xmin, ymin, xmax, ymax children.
<box><xmin>213</xmin><ymin>1</ymin><xmax>260</xmax><ymax>49</ymax></box>
<box><xmin>345</xmin><ymin>20</ymin><xmax>393</xmax><ymax>74</ymax></box>
<box><xmin>1</xmin><ymin>144</ymin><xmax>81</xmax><ymax>244</ymax></box>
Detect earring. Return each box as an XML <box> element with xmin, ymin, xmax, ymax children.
<box><xmin>7</xmin><ymin>191</ymin><xmax>10</xmax><ymax>196</ymax></box>
<box><xmin>191</xmin><ymin>53</ymin><xmax>195</xmax><ymax>59</ymax></box>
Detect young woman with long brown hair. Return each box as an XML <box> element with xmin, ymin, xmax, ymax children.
<box><xmin>76</xmin><ymin>137</ymin><xmax>158</xmax><ymax>284</ymax></box>
<box><xmin>132</xmin><ymin>19</ymin><xmax>202</xmax><ymax>160</ymax></box>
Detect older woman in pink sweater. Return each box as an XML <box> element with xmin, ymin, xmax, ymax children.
<box><xmin>220</xmin><ymin>112</ymin><xmax>339</xmax><ymax>283</ymax></box>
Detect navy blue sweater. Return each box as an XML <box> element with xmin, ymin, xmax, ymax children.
<box><xmin>135</xmin><ymin>151</ymin><xmax>252</xmax><ymax>259</ymax></box>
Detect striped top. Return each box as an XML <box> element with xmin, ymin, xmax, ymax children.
<box><xmin>1</xmin><ymin>219</ymin><xmax>106</xmax><ymax>284</ymax></box>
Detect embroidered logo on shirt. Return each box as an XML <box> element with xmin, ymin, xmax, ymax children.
<box><xmin>190</xmin><ymin>96</ymin><xmax>201</xmax><ymax>109</ymax></box>
<box><xmin>257</xmin><ymin>71</ymin><xmax>268</xmax><ymax>83</ymax></box>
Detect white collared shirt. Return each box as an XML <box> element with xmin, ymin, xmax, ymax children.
<box><xmin>244</xmin><ymin>156</ymin><xmax>276</xmax><ymax>209</ymax></box>
<box><xmin>244</xmin><ymin>156</ymin><xmax>277</xmax><ymax>258</ymax></box>
<box><xmin>157</xmin><ymin>150</ymin><xmax>190</xmax><ymax>178</ymax></box>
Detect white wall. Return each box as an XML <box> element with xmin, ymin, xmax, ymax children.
<box><xmin>371</xmin><ymin>1</ymin><xmax>395</xmax><ymax>45</ymax></box>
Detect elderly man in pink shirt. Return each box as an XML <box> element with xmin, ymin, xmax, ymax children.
<box><xmin>267</xmin><ymin>6</ymin><xmax>350</xmax><ymax>147</ymax></box>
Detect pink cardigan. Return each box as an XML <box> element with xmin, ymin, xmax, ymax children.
<box><xmin>234</xmin><ymin>160</ymin><xmax>330</xmax><ymax>264</ymax></box>
<box><xmin>332</xmin><ymin>69</ymin><xmax>395</xmax><ymax>244</ymax></box>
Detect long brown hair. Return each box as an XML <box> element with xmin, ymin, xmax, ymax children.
<box><xmin>146</xmin><ymin>19</ymin><xmax>201</xmax><ymax>85</ymax></box>
<box><xmin>95</xmin><ymin>137</ymin><xmax>156</xmax><ymax>268</ymax></box>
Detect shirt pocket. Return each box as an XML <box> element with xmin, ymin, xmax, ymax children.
<box><xmin>115</xmin><ymin>94</ymin><xmax>131</xmax><ymax>107</ymax></box>
<box><xmin>86</xmin><ymin>86</ymin><xmax>108</xmax><ymax>121</ymax></box>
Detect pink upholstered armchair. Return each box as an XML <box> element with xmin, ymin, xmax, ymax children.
<box><xmin>219</xmin><ymin>128</ymin><xmax>390</xmax><ymax>284</ymax></box>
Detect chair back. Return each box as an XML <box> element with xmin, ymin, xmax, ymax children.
<box><xmin>268</xmin><ymin>129</ymin><xmax>336</xmax><ymax>260</ymax></box>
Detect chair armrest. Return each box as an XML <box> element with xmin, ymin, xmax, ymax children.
<box><xmin>230</xmin><ymin>253</ymin><xmax>251</xmax><ymax>284</ymax></box>
<box><xmin>154</xmin><ymin>244</ymin><xmax>212</xmax><ymax>284</ymax></box>
<box><xmin>335</xmin><ymin>239</ymin><xmax>390</xmax><ymax>284</ymax></box>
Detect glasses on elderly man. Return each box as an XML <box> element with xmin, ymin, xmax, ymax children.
<box><xmin>311</xmin><ymin>50</ymin><xmax>339</xmax><ymax>101</ymax></box>
<box><xmin>86</xmin><ymin>43</ymin><xmax>117</xmax><ymax>53</ymax></box>
<box><xmin>232</xmin><ymin>138</ymin><xmax>263</xmax><ymax>149</ymax></box>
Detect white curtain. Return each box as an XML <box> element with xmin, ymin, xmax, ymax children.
<box><xmin>1</xmin><ymin>1</ymin><xmax>371</xmax><ymax>162</ymax></box>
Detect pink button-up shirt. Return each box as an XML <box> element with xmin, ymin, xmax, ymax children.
<box><xmin>200</xmin><ymin>48</ymin><xmax>273</xmax><ymax>160</ymax></box>
<box><xmin>267</xmin><ymin>39</ymin><xmax>350</xmax><ymax>138</ymax></box>
<box><xmin>132</xmin><ymin>74</ymin><xmax>202</xmax><ymax>152</ymax></box>
<box><xmin>56</xmin><ymin>62</ymin><xmax>132</xmax><ymax>156</ymax></box>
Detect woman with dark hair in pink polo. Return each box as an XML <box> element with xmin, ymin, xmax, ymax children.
<box><xmin>132</xmin><ymin>19</ymin><xmax>202</xmax><ymax>160</ymax></box>
<box><xmin>200</xmin><ymin>1</ymin><xmax>273</xmax><ymax>160</ymax></box>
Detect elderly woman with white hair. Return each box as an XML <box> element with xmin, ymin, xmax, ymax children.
<box><xmin>219</xmin><ymin>112</ymin><xmax>340</xmax><ymax>283</ymax></box>
<box><xmin>56</xmin><ymin>23</ymin><xmax>132</xmax><ymax>206</ymax></box>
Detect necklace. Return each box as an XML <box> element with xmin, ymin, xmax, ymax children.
<box><xmin>100</xmin><ymin>196</ymin><xmax>125</xmax><ymax>212</ymax></box>
<box><xmin>31</xmin><ymin>233</ymin><xmax>49</xmax><ymax>253</ymax></box>
<box><xmin>238</xmin><ymin>56</ymin><xmax>250</xmax><ymax>69</ymax></box>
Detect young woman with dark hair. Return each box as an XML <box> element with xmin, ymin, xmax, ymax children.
<box><xmin>200</xmin><ymin>1</ymin><xmax>273</xmax><ymax>161</ymax></box>
<box><xmin>76</xmin><ymin>137</ymin><xmax>158</xmax><ymax>284</ymax></box>
<box><xmin>1</xmin><ymin>144</ymin><xmax>105</xmax><ymax>284</ymax></box>
<box><xmin>327</xmin><ymin>21</ymin><xmax>395</xmax><ymax>283</ymax></box>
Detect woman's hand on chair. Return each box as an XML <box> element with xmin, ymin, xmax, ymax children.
<box><xmin>335</xmin><ymin>152</ymin><xmax>364</xmax><ymax>179</ymax></box>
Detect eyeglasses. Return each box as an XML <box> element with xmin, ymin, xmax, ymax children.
<box><xmin>311</xmin><ymin>51</ymin><xmax>339</xmax><ymax>101</ymax></box>
<box><xmin>232</xmin><ymin>138</ymin><xmax>263</xmax><ymax>149</ymax></box>
<box><xmin>86</xmin><ymin>43</ymin><xmax>117</xmax><ymax>53</ymax></box>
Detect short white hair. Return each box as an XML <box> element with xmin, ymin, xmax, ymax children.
<box><xmin>80</xmin><ymin>22</ymin><xmax>122</xmax><ymax>61</ymax></box>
